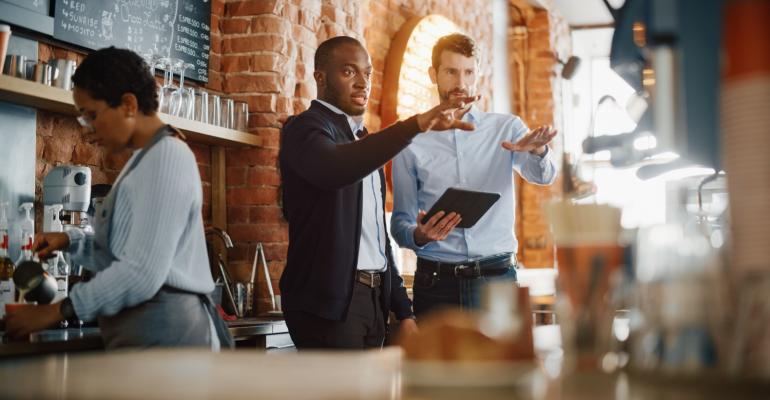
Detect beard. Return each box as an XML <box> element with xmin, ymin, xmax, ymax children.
<box><xmin>439</xmin><ymin>87</ymin><xmax>471</xmax><ymax>104</ymax></box>
<box><xmin>324</xmin><ymin>85</ymin><xmax>366</xmax><ymax>116</ymax></box>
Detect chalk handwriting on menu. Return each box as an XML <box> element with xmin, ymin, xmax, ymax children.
<box><xmin>53</xmin><ymin>0</ymin><xmax>211</xmax><ymax>82</ymax></box>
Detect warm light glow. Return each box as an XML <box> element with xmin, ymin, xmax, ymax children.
<box><xmin>396</xmin><ymin>15</ymin><xmax>462</xmax><ymax>120</ymax></box>
<box><xmin>632</xmin><ymin>22</ymin><xmax>646</xmax><ymax>48</ymax></box>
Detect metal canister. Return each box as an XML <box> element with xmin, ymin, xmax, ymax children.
<box><xmin>48</xmin><ymin>59</ymin><xmax>77</xmax><ymax>90</ymax></box>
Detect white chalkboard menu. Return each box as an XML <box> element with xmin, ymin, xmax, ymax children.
<box><xmin>53</xmin><ymin>0</ymin><xmax>211</xmax><ymax>82</ymax></box>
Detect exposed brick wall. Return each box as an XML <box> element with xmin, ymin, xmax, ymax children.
<box><xmin>362</xmin><ymin>0</ymin><xmax>495</xmax><ymax>131</ymax></box>
<box><xmin>509</xmin><ymin>0</ymin><xmax>569</xmax><ymax>268</ymax></box>
<box><xmin>218</xmin><ymin>0</ymin><xmax>499</xmax><ymax>311</ymax></box>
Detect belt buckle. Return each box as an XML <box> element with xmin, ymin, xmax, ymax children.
<box><xmin>454</xmin><ymin>264</ymin><xmax>481</xmax><ymax>279</ymax></box>
<box><xmin>361</xmin><ymin>271</ymin><xmax>376</xmax><ymax>288</ymax></box>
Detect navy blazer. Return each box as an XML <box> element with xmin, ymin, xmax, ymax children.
<box><xmin>279</xmin><ymin>100</ymin><xmax>419</xmax><ymax>322</ymax></box>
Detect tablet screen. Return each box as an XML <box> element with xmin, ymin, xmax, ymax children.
<box><xmin>420</xmin><ymin>188</ymin><xmax>501</xmax><ymax>229</ymax></box>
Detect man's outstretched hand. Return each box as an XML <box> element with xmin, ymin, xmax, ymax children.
<box><xmin>417</xmin><ymin>95</ymin><xmax>481</xmax><ymax>132</ymax></box>
<box><xmin>501</xmin><ymin>125</ymin><xmax>557</xmax><ymax>155</ymax></box>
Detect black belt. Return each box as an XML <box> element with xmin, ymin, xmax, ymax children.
<box><xmin>416</xmin><ymin>253</ymin><xmax>515</xmax><ymax>279</ymax></box>
<box><xmin>356</xmin><ymin>270</ymin><xmax>383</xmax><ymax>288</ymax></box>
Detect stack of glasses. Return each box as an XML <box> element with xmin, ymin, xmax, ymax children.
<box><xmin>143</xmin><ymin>54</ymin><xmax>249</xmax><ymax>131</ymax></box>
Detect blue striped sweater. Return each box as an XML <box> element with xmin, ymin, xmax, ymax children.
<box><xmin>66</xmin><ymin>137</ymin><xmax>214</xmax><ymax>322</ymax></box>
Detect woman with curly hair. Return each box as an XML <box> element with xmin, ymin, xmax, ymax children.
<box><xmin>5</xmin><ymin>47</ymin><xmax>232</xmax><ymax>350</ymax></box>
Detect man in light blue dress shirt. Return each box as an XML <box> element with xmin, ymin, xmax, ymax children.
<box><xmin>390</xmin><ymin>33</ymin><xmax>558</xmax><ymax>317</ymax></box>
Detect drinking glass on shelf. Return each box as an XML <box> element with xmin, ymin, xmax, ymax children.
<box><xmin>141</xmin><ymin>52</ymin><xmax>161</xmax><ymax>79</ymax></box>
<box><xmin>234</xmin><ymin>101</ymin><xmax>249</xmax><ymax>131</ymax></box>
<box><xmin>221</xmin><ymin>97</ymin><xmax>235</xmax><ymax>129</ymax></box>
<box><xmin>172</xmin><ymin>63</ymin><xmax>194</xmax><ymax>118</ymax></box>
<box><xmin>209</xmin><ymin>94</ymin><xmax>221</xmax><ymax>127</ymax></box>
<box><xmin>168</xmin><ymin>60</ymin><xmax>189</xmax><ymax>116</ymax></box>
<box><xmin>194</xmin><ymin>90</ymin><xmax>209</xmax><ymax>124</ymax></box>
<box><xmin>179</xmin><ymin>87</ymin><xmax>195</xmax><ymax>119</ymax></box>
<box><xmin>158</xmin><ymin>58</ymin><xmax>183</xmax><ymax>114</ymax></box>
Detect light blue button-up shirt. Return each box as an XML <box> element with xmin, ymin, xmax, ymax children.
<box><xmin>315</xmin><ymin>99</ymin><xmax>387</xmax><ymax>271</ymax></box>
<box><xmin>390</xmin><ymin>106</ymin><xmax>557</xmax><ymax>263</ymax></box>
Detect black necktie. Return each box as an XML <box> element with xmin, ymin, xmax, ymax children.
<box><xmin>355</xmin><ymin>129</ymin><xmax>367</xmax><ymax>139</ymax></box>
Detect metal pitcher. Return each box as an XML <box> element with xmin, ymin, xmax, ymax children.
<box><xmin>48</xmin><ymin>59</ymin><xmax>76</xmax><ymax>90</ymax></box>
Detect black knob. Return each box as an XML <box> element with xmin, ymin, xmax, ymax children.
<box><xmin>74</xmin><ymin>172</ymin><xmax>87</xmax><ymax>185</ymax></box>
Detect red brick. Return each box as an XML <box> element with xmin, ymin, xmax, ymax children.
<box><xmin>294</xmin><ymin>82</ymin><xmax>315</xmax><ymax>98</ymax></box>
<box><xmin>227</xmin><ymin>0</ymin><xmax>283</xmax><ymax>16</ymax></box>
<box><xmin>228</xmin><ymin>223</ymin><xmax>288</xmax><ymax>242</ymax></box>
<box><xmin>221</xmin><ymin>18</ymin><xmax>251</xmax><ymax>34</ymax></box>
<box><xmin>250</xmin><ymin>112</ymin><xmax>284</xmax><ymax>129</ymax></box>
<box><xmin>251</xmin><ymin>15</ymin><xmax>290</xmax><ymax>35</ymax></box>
<box><xmin>321</xmin><ymin>4</ymin><xmax>343</xmax><ymax>23</ymax></box>
<box><xmin>227</xmin><ymin>187</ymin><xmax>280</xmax><ymax>206</ymax></box>
<box><xmin>37</xmin><ymin>112</ymin><xmax>55</xmax><ymax>137</ymax></box>
<box><xmin>227</xmin><ymin>205</ymin><xmax>250</xmax><ymax>224</ymax></box>
<box><xmin>227</xmin><ymin>147</ymin><xmax>280</xmax><ymax>167</ymax></box>
<box><xmin>201</xmin><ymin>203</ymin><xmax>211</xmax><ymax>223</ymax></box>
<box><xmin>210</xmin><ymin>35</ymin><xmax>222</xmax><ymax>53</ymax></box>
<box><xmin>224</xmin><ymin>35</ymin><xmax>287</xmax><ymax>53</ymax></box>
<box><xmin>298</xmin><ymin>9</ymin><xmax>318</xmax><ymax>29</ymax></box>
<box><xmin>202</xmin><ymin>184</ymin><xmax>212</xmax><ymax>204</ymax></box>
<box><xmin>208</xmin><ymin>53</ymin><xmax>221</xmax><ymax>72</ymax></box>
<box><xmin>211</xmin><ymin>0</ymin><xmax>225</xmax><ymax>16</ymax></box>
<box><xmin>296</xmin><ymin>0</ymin><xmax>321</xmax><ymax>13</ymax></box>
<box><xmin>189</xmin><ymin>143</ymin><xmax>211</xmax><ymax>164</ymax></box>
<box><xmin>247</xmin><ymin>168</ymin><xmax>281</xmax><ymax>186</ymax></box>
<box><xmin>223</xmin><ymin>74</ymin><xmax>281</xmax><ymax>93</ymax></box>
<box><xmin>254</xmin><ymin>127</ymin><xmax>281</xmax><ymax>148</ymax></box>
<box><xmin>43</xmin><ymin>131</ymin><xmax>78</xmax><ymax>164</ymax></box>
<box><xmin>276</xmin><ymin>96</ymin><xmax>292</xmax><ymax>114</ymax></box>
<box><xmin>281</xmin><ymin>3</ymin><xmax>299</xmax><ymax>23</ymax></box>
<box><xmin>253</xmin><ymin>53</ymin><xmax>289</xmax><ymax>73</ymax></box>
<box><xmin>207</xmin><ymin>71</ymin><xmax>223</xmax><ymax>92</ymax></box>
<box><xmin>261</xmin><ymin>243</ymin><xmax>288</xmax><ymax>261</ymax></box>
<box><xmin>230</xmin><ymin>94</ymin><xmax>275</xmax><ymax>113</ymax></box>
<box><xmin>293</xmin><ymin>98</ymin><xmax>311</xmax><ymax>113</ymax></box>
<box><xmin>249</xmin><ymin>206</ymin><xmax>285</xmax><ymax>224</ymax></box>
<box><xmin>37</xmin><ymin>142</ymin><xmax>52</xmax><ymax>167</ymax></box>
<box><xmin>226</xmin><ymin>166</ymin><xmax>247</xmax><ymax>186</ymax></box>
<box><xmin>222</xmin><ymin>54</ymin><xmax>252</xmax><ymax>73</ymax></box>
<box><xmin>227</xmin><ymin>244</ymin><xmax>252</xmax><ymax>266</ymax></box>
<box><xmin>198</xmin><ymin>165</ymin><xmax>211</xmax><ymax>182</ymax></box>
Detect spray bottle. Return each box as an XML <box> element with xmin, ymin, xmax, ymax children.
<box><xmin>43</xmin><ymin>204</ymin><xmax>69</xmax><ymax>306</ymax></box>
<box><xmin>0</xmin><ymin>202</ymin><xmax>15</xmax><ymax>319</ymax></box>
<box><xmin>15</xmin><ymin>202</ymin><xmax>34</xmax><ymax>266</ymax></box>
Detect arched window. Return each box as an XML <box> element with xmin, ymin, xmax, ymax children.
<box><xmin>381</xmin><ymin>15</ymin><xmax>462</xmax><ymax>126</ymax></box>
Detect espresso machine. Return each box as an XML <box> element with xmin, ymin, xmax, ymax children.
<box><xmin>43</xmin><ymin>165</ymin><xmax>92</xmax><ymax>232</ymax></box>
<box><xmin>43</xmin><ymin>165</ymin><xmax>92</xmax><ymax>304</ymax></box>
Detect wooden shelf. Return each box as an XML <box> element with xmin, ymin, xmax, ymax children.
<box><xmin>0</xmin><ymin>74</ymin><xmax>260</xmax><ymax>147</ymax></box>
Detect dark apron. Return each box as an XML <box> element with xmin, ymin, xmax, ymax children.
<box><xmin>93</xmin><ymin>125</ymin><xmax>234</xmax><ymax>350</ymax></box>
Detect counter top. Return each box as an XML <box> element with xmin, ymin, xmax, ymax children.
<box><xmin>0</xmin><ymin>318</ymin><xmax>287</xmax><ymax>358</ymax></box>
<box><xmin>0</xmin><ymin>327</ymin><xmax>103</xmax><ymax>358</ymax></box>
<box><xmin>0</xmin><ymin>347</ymin><xmax>767</xmax><ymax>400</ymax></box>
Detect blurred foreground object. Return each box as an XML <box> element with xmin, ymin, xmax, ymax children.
<box><xmin>398</xmin><ymin>284</ymin><xmax>534</xmax><ymax>362</ymax></box>
<box><xmin>721</xmin><ymin>0</ymin><xmax>770</xmax><ymax>379</ymax></box>
<box><xmin>546</xmin><ymin>201</ymin><xmax>625</xmax><ymax>371</ymax></box>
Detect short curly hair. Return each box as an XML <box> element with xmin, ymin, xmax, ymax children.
<box><xmin>431</xmin><ymin>33</ymin><xmax>478</xmax><ymax>70</ymax></box>
<box><xmin>72</xmin><ymin>47</ymin><xmax>158</xmax><ymax>114</ymax></box>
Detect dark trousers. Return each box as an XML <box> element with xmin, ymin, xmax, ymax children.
<box><xmin>284</xmin><ymin>282</ymin><xmax>386</xmax><ymax>350</ymax></box>
<box><xmin>412</xmin><ymin>266</ymin><xmax>517</xmax><ymax>318</ymax></box>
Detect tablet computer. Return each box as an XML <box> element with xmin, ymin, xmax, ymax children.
<box><xmin>421</xmin><ymin>187</ymin><xmax>501</xmax><ymax>229</ymax></box>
